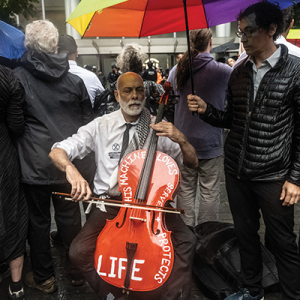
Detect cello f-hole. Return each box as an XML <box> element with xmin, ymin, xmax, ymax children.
<box><xmin>151</xmin><ymin>210</ymin><xmax>161</xmax><ymax>236</ymax></box>
<box><xmin>116</xmin><ymin>208</ymin><xmax>129</xmax><ymax>228</ymax></box>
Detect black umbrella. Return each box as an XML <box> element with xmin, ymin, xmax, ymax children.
<box><xmin>211</xmin><ymin>38</ymin><xmax>239</xmax><ymax>54</ymax></box>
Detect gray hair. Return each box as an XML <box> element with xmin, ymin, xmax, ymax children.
<box><xmin>25</xmin><ymin>20</ymin><xmax>59</xmax><ymax>54</ymax></box>
<box><xmin>116</xmin><ymin>44</ymin><xmax>147</xmax><ymax>74</ymax></box>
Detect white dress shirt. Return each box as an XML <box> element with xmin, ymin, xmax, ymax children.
<box><xmin>52</xmin><ymin>109</ymin><xmax>183</xmax><ymax>195</ymax></box>
<box><xmin>68</xmin><ymin>60</ymin><xmax>104</xmax><ymax>107</ymax></box>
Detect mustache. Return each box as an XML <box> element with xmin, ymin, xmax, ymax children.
<box><xmin>128</xmin><ymin>100</ymin><xmax>143</xmax><ymax>106</ymax></box>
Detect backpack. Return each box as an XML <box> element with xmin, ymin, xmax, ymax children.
<box><xmin>93</xmin><ymin>82</ymin><xmax>120</xmax><ymax>118</ymax></box>
<box><xmin>193</xmin><ymin>221</ymin><xmax>280</xmax><ymax>300</ymax></box>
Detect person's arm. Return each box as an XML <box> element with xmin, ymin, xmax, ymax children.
<box><xmin>280</xmin><ymin>181</ymin><xmax>300</xmax><ymax>206</ymax></box>
<box><xmin>7</xmin><ymin>70</ymin><xmax>25</xmax><ymax>136</ymax></box>
<box><xmin>187</xmin><ymin>94</ymin><xmax>208</xmax><ymax>114</ymax></box>
<box><xmin>49</xmin><ymin>121</ymin><xmax>96</xmax><ymax>201</ymax></box>
<box><xmin>150</xmin><ymin>121</ymin><xmax>198</xmax><ymax>169</ymax></box>
<box><xmin>93</xmin><ymin>74</ymin><xmax>104</xmax><ymax>95</ymax></box>
<box><xmin>78</xmin><ymin>80</ymin><xmax>94</xmax><ymax>125</ymax></box>
<box><xmin>49</xmin><ymin>148</ymin><xmax>92</xmax><ymax>201</ymax></box>
<box><xmin>281</xmin><ymin>75</ymin><xmax>300</xmax><ymax>206</ymax></box>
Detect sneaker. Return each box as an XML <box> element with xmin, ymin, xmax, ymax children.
<box><xmin>50</xmin><ymin>231</ymin><xmax>63</xmax><ymax>245</ymax></box>
<box><xmin>8</xmin><ymin>285</ymin><xmax>25</xmax><ymax>299</ymax></box>
<box><xmin>224</xmin><ymin>288</ymin><xmax>264</xmax><ymax>300</ymax></box>
<box><xmin>24</xmin><ymin>272</ymin><xmax>57</xmax><ymax>294</ymax></box>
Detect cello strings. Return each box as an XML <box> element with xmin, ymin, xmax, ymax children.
<box><xmin>135</xmin><ymin>136</ymin><xmax>157</xmax><ymax>220</ymax></box>
<box><xmin>129</xmin><ymin>100</ymin><xmax>163</xmax><ymax>225</ymax></box>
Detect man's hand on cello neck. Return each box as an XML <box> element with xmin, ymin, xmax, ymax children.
<box><xmin>49</xmin><ymin>148</ymin><xmax>92</xmax><ymax>202</ymax></box>
<box><xmin>150</xmin><ymin>121</ymin><xmax>198</xmax><ymax>169</ymax></box>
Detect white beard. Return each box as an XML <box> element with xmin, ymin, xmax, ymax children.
<box><xmin>119</xmin><ymin>98</ymin><xmax>146</xmax><ymax>116</ymax></box>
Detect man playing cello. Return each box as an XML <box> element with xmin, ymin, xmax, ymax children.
<box><xmin>49</xmin><ymin>72</ymin><xmax>198</xmax><ymax>300</ymax></box>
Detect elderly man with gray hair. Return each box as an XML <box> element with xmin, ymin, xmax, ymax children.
<box><xmin>14</xmin><ymin>20</ymin><xmax>94</xmax><ymax>294</ymax></box>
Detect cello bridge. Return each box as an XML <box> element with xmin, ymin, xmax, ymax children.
<box><xmin>130</xmin><ymin>217</ymin><xmax>146</xmax><ymax>222</ymax></box>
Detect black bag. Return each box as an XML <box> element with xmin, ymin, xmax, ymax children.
<box><xmin>193</xmin><ymin>222</ymin><xmax>280</xmax><ymax>300</ymax></box>
<box><xmin>93</xmin><ymin>82</ymin><xmax>120</xmax><ymax>118</ymax></box>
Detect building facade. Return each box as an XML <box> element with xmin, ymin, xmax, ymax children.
<box><xmin>16</xmin><ymin>0</ymin><xmax>239</xmax><ymax>78</ymax></box>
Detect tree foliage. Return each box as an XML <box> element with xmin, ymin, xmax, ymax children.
<box><xmin>294</xmin><ymin>2</ymin><xmax>300</xmax><ymax>29</ymax></box>
<box><xmin>0</xmin><ymin>0</ymin><xmax>39</xmax><ymax>25</ymax></box>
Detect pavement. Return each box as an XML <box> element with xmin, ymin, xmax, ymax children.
<box><xmin>1</xmin><ymin>133</ymin><xmax>299</xmax><ymax>300</ymax></box>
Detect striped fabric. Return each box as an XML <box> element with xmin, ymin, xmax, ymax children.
<box><xmin>0</xmin><ymin>65</ymin><xmax>28</xmax><ymax>264</ymax></box>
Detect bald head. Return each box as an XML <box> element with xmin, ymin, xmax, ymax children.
<box><xmin>116</xmin><ymin>72</ymin><xmax>143</xmax><ymax>91</ymax></box>
<box><xmin>115</xmin><ymin>72</ymin><xmax>145</xmax><ymax>122</ymax></box>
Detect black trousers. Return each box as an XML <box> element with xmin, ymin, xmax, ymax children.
<box><xmin>225</xmin><ymin>174</ymin><xmax>300</xmax><ymax>300</ymax></box>
<box><xmin>23</xmin><ymin>183</ymin><xmax>83</xmax><ymax>283</ymax></box>
<box><xmin>69</xmin><ymin>205</ymin><xmax>197</xmax><ymax>300</ymax></box>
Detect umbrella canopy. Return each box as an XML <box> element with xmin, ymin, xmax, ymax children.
<box><xmin>0</xmin><ymin>20</ymin><xmax>26</xmax><ymax>59</ymax></box>
<box><xmin>67</xmin><ymin>0</ymin><xmax>294</xmax><ymax>38</ymax></box>
<box><xmin>287</xmin><ymin>29</ymin><xmax>300</xmax><ymax>39</ymax></box>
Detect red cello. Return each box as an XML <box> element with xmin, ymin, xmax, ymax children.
<box><xmin>94</xmin><ymin>83</ymin><xmax>181</xmax><ymax>293</ymax></box>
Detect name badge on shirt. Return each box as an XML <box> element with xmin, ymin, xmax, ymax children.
<box><xmin>109</xmin><ymin>143</ymin><xmax>121</xmax><ymax>160</ymax></box>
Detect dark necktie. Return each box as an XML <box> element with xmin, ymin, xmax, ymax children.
<box><xmin>119</xmin><ymin>123</ymin><xmax>133</xmax><ymax>164</ymax></box>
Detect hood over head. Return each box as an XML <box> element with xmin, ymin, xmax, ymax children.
<box><xmin>20</xmin><ymin>50</ymin><xmax>69</xmax><ymax>81</ymax></box>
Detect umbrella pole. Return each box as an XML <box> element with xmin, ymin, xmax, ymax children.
<box><xmin>183</xmin><ymin>0</ymin><xmax>198</xmax><ymax>116</ymax></box>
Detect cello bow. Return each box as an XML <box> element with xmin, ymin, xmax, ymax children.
<box><xmin>53</xmin><ymin>192</ymin><xmax>185</xmax><ymax>215</ymax></box>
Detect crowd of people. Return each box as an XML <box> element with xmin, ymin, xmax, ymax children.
<box><xmin>1</xmin><ymin>1</ymin><xmax>300</xmax><ymax>300</ymax></box>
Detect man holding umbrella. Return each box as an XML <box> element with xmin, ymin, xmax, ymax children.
<box><xmin>188</xmin><ymin>1</ymin><xmax>300</xmax><ymax>300</ymax></box>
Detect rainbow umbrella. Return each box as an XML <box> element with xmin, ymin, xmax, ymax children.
<box><xmin>287</xmin><ymin>29</ymin><xmax>300</xmax><ymax>47</ymax></box>
<box><xmin>67</xmin><ymin>0</ymin><xmax>294</xmax><ymax>38</ymax></box>
<box><xmin>67</xmin><ymin>0</ymin><xmax>294</xmax><ymax>115</ymax></box>
<box><xmin>287</xmin><ymin>29</ymin><xmax>300</xmax><ymax>39</ymax></box>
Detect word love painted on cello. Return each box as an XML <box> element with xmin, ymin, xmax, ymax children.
<box><xmin>119</xmin><ymin>150</ymin><xmax>178</xmax><ymax>191</ymax></box>
<box><xmin>96</xmin><ymin>232</ymin><xmax>172</xmax><ymax>284</ymax></box>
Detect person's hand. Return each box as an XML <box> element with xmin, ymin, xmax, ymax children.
<box><xmin>150</xmin><ymin>122</ymin><xmax>186</xmax><ymax>144</ymax></box>
<box><xmin>280</xmin><ymin>181</ymin><xmax>300</xmax><ymax>206</ymax></box>
<box><xmin>187</xmin><ymin>94</ymin><xmax>207</xmax><ymax>114</ymax></box>
<box><xmin>65</xmin><ymin>164</ymin><xmax>92</xmax><ymax>202</ymax></box>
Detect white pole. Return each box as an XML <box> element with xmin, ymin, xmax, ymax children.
<box><xmin>216</xmin><ymin>23</ymin><xmax>231</xmax><ymax>38</ymax></box>
<box><xmin>64</xmin><ymin>0</ymin><xmax>81</xmax><ymax>39</ymax></box>
<box><xmin>14</xmin><ymin>14</ymin><xmax>19</xmax><ymax>25</ymax></box>
<box><xmin>41</xmin><ymin>0</ymin><xmax>46</xmax><ymax>20</ymax></box>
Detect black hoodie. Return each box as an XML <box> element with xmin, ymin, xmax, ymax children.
<box><xmin>14</xmin><ymin>50</ymin><xmax>94</xmax><ymax>184</ymax></box>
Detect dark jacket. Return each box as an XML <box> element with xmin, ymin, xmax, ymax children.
<box><xmin>107</xmin><ymin>71</ymin><xmax>119</xmax><ymax>83</ymax></box>
<box><xmin>142</xmin><ymin>68</ymin><xmax>157</xmax><ymax>82</ymax></box>
<box><xmin>98</xmin><ymin>73</ymin><xmax>107</xmax><ymax>87</ymax></box>
<box><xmin>14</xmin><ymin>50</ymin><xmax>94</xmax><ymax>184</ymax></box>
<box><xmin>201</xmin><ymin>44</ymin><xmax>300</xmax><ymax>185</ymax></box>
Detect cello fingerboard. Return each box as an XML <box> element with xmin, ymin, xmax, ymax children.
<box><xmin>134</xmin><ymin>91</ymin><xmax>166</xmax><ymax>200</ymax></box>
